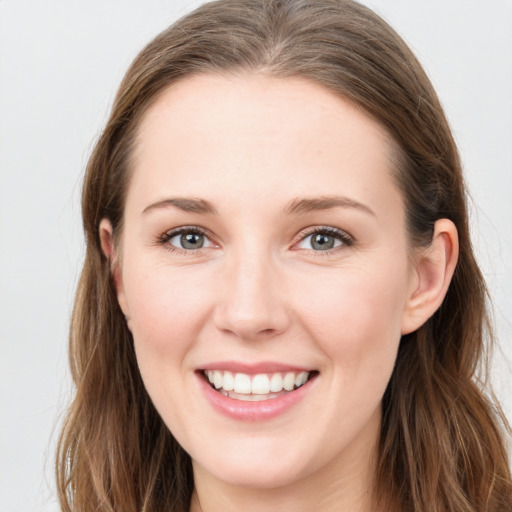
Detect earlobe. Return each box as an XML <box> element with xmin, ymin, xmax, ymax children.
<box><xmin>401</xmin><ymin>219</ymin><xmax>459</xmax><ymax>334</ymax></box>
<box><xmin>99</xmin><ymin>219</ymin><xmax>130</xmax><ymax>319</ymax></box>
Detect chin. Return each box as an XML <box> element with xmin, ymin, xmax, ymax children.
<box><xmin>187</xmin><ymin>431</ymin><xmax>329</xmax><ymax>491</ymax></box>
<box><xmin>196</xmin><ymin>456</ymin><xmax>306</xmax><ymax>490</ymax></box>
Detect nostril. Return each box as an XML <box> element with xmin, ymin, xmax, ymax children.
<box><xmin>258</xmin><ymin>328</ymin><xmax>277</xmax><ymax>336</ymax></box>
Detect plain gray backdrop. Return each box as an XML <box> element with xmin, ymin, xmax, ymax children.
<box><xmin>1</xmin><ymin>1</ymin><xmax>511</xmax><ymax>510</ymax></box>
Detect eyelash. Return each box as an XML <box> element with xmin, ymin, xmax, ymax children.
<box><xmin>157</xmin><ymin>225</ymin><xmax>354</xmax><ymax>254</ymax></box>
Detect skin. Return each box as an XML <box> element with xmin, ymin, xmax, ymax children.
<box><xmin>100</xmin><ymin>73</ymin><xmax>458</xmax><ymax>512</ymax></box>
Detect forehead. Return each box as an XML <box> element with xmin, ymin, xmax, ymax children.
<box><xmin>128</xmin><ymin>73</ymin><xmax>401</xmax><ymax>218</ymax></box>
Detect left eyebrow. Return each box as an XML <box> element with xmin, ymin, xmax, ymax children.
<box><xmin>284</xmin><ymin>195</ymin><xmax>376</xmax><ymax>217</ymax></box>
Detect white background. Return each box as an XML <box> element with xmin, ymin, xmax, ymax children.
<box><xmin>0</xmin><ymin>1</ymin><xmax>510</xmax><ymax>510</ymax></box>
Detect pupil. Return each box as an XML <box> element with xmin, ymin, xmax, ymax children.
<box><xmin>312</xmin><ymin>233</ymin><xmax>334</xmax><ymax>250</ymax></box>
<box><xmin>181</xmin><ymin>232</ymin><xmax>204</xmax><ymax>249</ymax></box>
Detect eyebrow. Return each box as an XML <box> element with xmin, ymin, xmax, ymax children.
<box><xmin>142</xmin><ymin>197</ymin><xmax>218</xmax><ymax>215</ymax></box>
<box><xmin>284</xmin><ymin>195</ymin><xmax>376</xmax><ymax>216</ymax></box>
<box><xmin>142</xmin><ymin>195</ymin><xmax>375</xmax><ymax>217</ymax></box>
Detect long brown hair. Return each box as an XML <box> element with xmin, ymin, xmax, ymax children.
<box><xmin>56</xmin><ymin>1</ymin><xmax>512</xmax><ymax>510</ymax></box>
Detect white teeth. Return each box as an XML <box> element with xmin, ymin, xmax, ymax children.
<box><xmin>204</xmin><ymin>369</ymin><xmax>312</xmax><ymax>396</ymax></box>
<box><xmin>251</xmin><ymin>374</ymin><xmax>270</xmax><ymax>395</ymax></box>
<box><xmin>222</xmin><ymin>371</ymin><xmax>234</xmax><ymax>391</ymax></box>
<box><xmin>269</xmin><ymin>373</ymin><xmax>283</xmax><ymax>392</ymax></box>
<box><xmin>221</xmin><ymin>389</ymin><xmax>282</xmax><ymax>401</ymax></box>
<box><xmin>283</xmin><ymin>372</ymin><xmax>295</xmax><ymax>391</ymax></box>
<box><xmin>213</xmin><ymin>370</ymin><xmax>223</xmax><ymax>389</ymax></box>
<box><xmin>295</xmin><ymin>371</ymin><xmax>308</xmax><ymax>387</ymax></box>
<box><xmin>233</xmin><ymin>373</ymin><xmax>252</xmax><ymax>394</ymax></box>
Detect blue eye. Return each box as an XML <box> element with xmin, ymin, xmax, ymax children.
<box><xmin>296</xmin><ymin>228</ymin><xmax>351</xmax><ymax>251</ymax></box>
<box><xmin>164</xmin><ymin>228</ymin><xmax>214</xmax><ymax>251</ymax></box>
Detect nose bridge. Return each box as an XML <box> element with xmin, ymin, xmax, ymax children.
<box><xmin>215</xmin><ymin>242</ymin><xmax>289</xmax><ymax>340</ymax></box>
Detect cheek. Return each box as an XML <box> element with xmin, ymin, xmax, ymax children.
<box><xmin>121</xmin><ymin>258</ymin><xmax>216</xmax><ymax>395</ymax></box>
<box><xmin>295</xmin><ymin>258</ymin><xmax>408</xmax><ymax>383</ymax></box>
<box><xmin>121</xmin><ymin>259</ymin><xmax>217</xmax><ymax>439</ymax></box>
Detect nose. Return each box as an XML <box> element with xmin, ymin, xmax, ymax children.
<box><xmin>214</xmin><ymin>250</ymin><xmax>291</xmax><ymax>342</ymax></box>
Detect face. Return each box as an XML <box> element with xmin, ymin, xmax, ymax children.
<box><xmin>106</xmin><ymin>74</ymin><xmax>421</xmax><ymax>492</ymax></box>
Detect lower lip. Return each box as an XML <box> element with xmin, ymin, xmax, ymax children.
<box><xmin>197</xmin><ymin>373</ymin><xmax>316</xmax><ymax>422</ymax></box>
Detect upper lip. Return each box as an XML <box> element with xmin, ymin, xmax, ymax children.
<box><xmin>199</xmin><ymin>361</ymin><xmax>314</xmax><ymax>374</ymax></box>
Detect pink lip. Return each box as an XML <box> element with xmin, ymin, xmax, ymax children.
<box><xmin>200</xmin><ymin>361</ymin><xmax>312</xmax><ymax>374</ymax></box>
<box><xmin>196</xmin><ymin>370</ymin><xmax>317</xmax><ymax>422</ymax></box>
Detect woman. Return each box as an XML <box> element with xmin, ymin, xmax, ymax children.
<box><xmin>56</xmin><ymin>0</ymin><xmax>512</xmax><ymax>510</ymax></box>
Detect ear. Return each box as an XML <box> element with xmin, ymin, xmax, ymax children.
<box><xmin>401</xmin><ymin>219</ymin><xmax>459</xmax><ymax>335</ymax></box>
<box><xmin>99</xmin><ymin>218</ymin><xmax>130</xmax><ymax>318</ymax></box>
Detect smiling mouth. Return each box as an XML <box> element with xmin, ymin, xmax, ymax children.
<box><xmin>202</xmin><ymin>370</ymin><xmax>318</xmax><ymax>401</ymax></box>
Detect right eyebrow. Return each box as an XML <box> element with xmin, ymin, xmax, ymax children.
<box><xmin>142</xmin><ymin>197</ymin><xmax>219</xmax><ymax>215</ymax></box>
